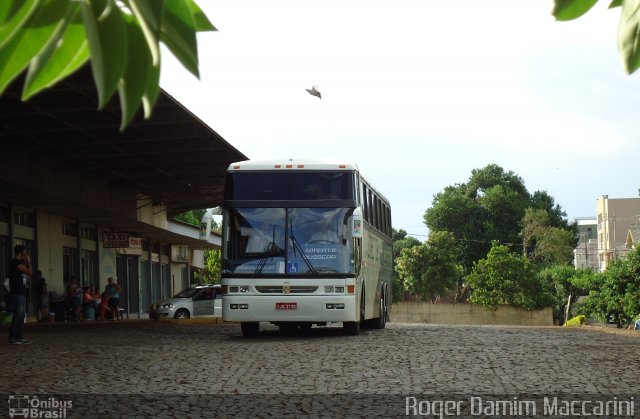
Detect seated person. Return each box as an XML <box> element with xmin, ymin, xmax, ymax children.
<box><xmin>83</xmin><ymin>287</ymin><xmax>97</xmax><ymax>309</ymax></box>
<box><xmin>307</xmin><ymin>220</ymin><xmax>340</xmax><ymax>244</ymax></box>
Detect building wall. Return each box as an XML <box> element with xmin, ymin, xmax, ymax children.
<box><xmin>573</xmin><ymin>217</ymin><xmax>598</xmax><ymax>271</ymax></box>
<box><xmin>2</xmin><ymin>206</ymin><xmax>208</xmax><ymax>317</ymax></box>
<box><xmin>574</xmin><ymin>239</ymin><xmax>598</xmax><ymax>271</ymax></box>
<box><xmin>390</xmin><ymin>302</ymin><xmax>553</xmax><ymax>326</ymax></box>
<box><xmin>36</xmin><ymin>212</ymin><xmax>65</xmax><ymax>293</ymax></box>
<box><xmin>596</xmin><ymin>195</ymin><xmax>640</xmax><ymax>271</ymax></box>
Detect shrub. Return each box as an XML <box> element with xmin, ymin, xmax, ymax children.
<box><xmin>564</xmin><ymin>315</ymin><xmax>586</xmax><ymax>327</ymax></box>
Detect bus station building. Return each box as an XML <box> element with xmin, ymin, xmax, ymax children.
<box><xmin>0</xmin><ymin>67</ymin><xmax>246</xmax><ymax>319</ymax></box>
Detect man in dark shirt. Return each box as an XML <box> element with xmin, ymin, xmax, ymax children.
<box><xmin>8</xmin><ymin>245</ymin><xmax>32</xmax><ymax>345</ymax></box>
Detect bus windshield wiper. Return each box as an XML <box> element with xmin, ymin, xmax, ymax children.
<box><xmin>254</xmin><ymin>226</ymin><xmax>278</xmax><ymax>277</ymax></box>
<box><xmin>289</xmin><ymin>220</ymin><xmax>318</xmax><ymax>277</ymax></box>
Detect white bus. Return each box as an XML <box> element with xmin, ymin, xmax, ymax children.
<box><xmin>219</xmin><ymin>159</ymin><xmax>393</xmax><ymax>336</ymax></box>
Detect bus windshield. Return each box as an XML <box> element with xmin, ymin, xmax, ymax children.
<box><xmin>223</xmin><ymin>207</ymin><xmax>355</xmax><ymax>276</ymax></box>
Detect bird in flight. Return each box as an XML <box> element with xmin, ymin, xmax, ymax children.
<box><xmin>305</xmin><ymin>85</ymin><xmax>321</xmax><ymax>99</ymax></box>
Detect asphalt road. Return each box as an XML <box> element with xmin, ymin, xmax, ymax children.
<box><xmin>1</xmin><ymin>320</ymin><xmax>638</xmax><ymax>418</ymax></box>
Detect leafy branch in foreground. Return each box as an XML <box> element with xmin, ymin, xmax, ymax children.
<box><xmin>553</xmin><ymin>0</ymin><xmax>640</xmax><ymax>74</ymax></box>
<box><xmin>0</xmin><ymin>0</ymin><xmax>215</xmax><ymax>130</ymax></box>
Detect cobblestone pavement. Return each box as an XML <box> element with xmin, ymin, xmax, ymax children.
<box><xmin>0</xmin><ymin>320</ymin><xmax>638</xmax><ymax>418</ymax></box>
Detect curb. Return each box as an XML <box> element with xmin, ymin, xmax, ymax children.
<box><xmin>157</xmin><ymin>317</ymin><xmax>227</xmax><ymax>325</ymax></box>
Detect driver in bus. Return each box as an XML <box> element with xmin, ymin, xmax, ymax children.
<box><xmin>308</xmin><ymin>218</ymin><xmax>340</xmax><ymax>244</ymax></box>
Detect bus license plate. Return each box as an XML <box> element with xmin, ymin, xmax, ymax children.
<box><xmin>276</xmin><ymin>302</ymin><xmax>297</xmax><ymax>310</ymax></box>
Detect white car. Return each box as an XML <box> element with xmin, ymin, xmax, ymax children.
<box><xmin>149</xmin><ymin>285</ymin><xmax>222</xmax><ymax>320</ymax></box>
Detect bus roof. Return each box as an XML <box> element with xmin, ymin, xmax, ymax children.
<box><xmin>227</xmin><ymin>159</ymin><xmax>359</xmax><ymax>172</ymax></box>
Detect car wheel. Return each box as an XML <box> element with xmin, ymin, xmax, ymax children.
<box><xmin>174</xmin><ymin>309</ymin><xmax>190</xmax><ymax>319</ymax></box>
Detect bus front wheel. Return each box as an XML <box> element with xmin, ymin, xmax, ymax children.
<box><xmin>241</xmin><ymin>322</ymin><xmax>259</xmax><ymax>337</ymax></box>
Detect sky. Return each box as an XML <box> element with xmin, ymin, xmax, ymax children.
<box><xmin>160</xmin><ymin>1</ymin><xmax>640</xmax><ymax>239</ymax></box>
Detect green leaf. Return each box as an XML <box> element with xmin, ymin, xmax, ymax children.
<box><xmin>618</xmin><ymin>0</ymin><xmax>640</xmax><ymax>73</ymax></box>
<box><xmin>0</xmin><ymin>0</ymin><xmax>40</xmax><ymax>50</ymax></box>
<box><xmin>127</xmin><ymin>0</ymin><xmax>162</xmax><ymax>66</ymax></box>
<box><xmin>80</xmin><ymin>0</ymin><xmax>127</xmax><ymax>109</ymax></box>
<box><xmin>142</xmin><ymin>62</ymin><xmax>160</xmax><ymax>118</ymax></box>
<box><xmin>22</xmin><ymin>3</ymin><xmax>90</xmax><ymax>100</ymax></box>
<box><xmin>0</xmin><ymin>0</ymin><xmax>68</xmax><ymax>95</ymax></box>
<box><xmin>186</xmin><ymin>0</ymin><xmax>216</xmax><ymax>31</ymax></box>
<box><xmin>118</xmin><ymin>13</ymin><xmax>151</xmax><ymax>130</ymax></box>
<box><xmin>552</xmin><ymin>0</ymin><xmax>599</xmax><ymax>21</ymax></box>
<box><xmin>161</xmin><ymin>0</ymin><xmax>199</xmax><ymax>78</ymax></box>
<box><xmin>609</xmin><ymin>0</ymin><xmax>623</xmax><ymax>8</ymax></box>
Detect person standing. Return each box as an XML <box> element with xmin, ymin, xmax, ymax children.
<box><xmin>35</xmin><ymin>271</ymin><xmax>49</xmax><ymax>322</ymax></box>
<box><xmin>7</xmin><ymin>245</ymin><xmax>32</xmax><ymax>345</ymax></box>
<box><xmin>105</xmin><ymin>277</ymin><xmax>122</xmax><ymax>320</ymax></box>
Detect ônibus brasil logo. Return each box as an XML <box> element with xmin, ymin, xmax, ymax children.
<box><xmin>8</xmin><ymin>395</ymin><xmax>72</xmax><ymax>418</ymax></box>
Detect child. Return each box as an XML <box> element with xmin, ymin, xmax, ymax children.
<box><xmin>98</xmin><ymin>292</ymin><xmax>111</xmax><ymax>320</ymax></box>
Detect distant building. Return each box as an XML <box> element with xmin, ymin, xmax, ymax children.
<box><xmin>596</xmin><ymin>195</ymin><xmax>640</xmax><ymax>271</ymax></box>
<box><xmin>573</xmin><ymin>217</ymin><xmax>598</xmax><ymax>271</ymax></box>
<box><xmin>626</xmin><ymin>227</ymin><xmax>640</xmax><ymax>250</ymax></box>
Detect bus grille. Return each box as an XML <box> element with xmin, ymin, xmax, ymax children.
<box><xmin>255</xmin><ymin>286</ymin><xmax>318</xmax><ymax>294</ymax></box>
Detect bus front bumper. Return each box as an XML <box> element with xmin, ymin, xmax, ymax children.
<box><xmin>222</xmin><ymin>294</ymin><xmax>357</xmax><ymax>323</ymax></box>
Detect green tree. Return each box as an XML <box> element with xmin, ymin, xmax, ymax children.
<box><xmin>174</xmin><ymin>209</ymin><xmax>206</xmax><ymax>227</ymax></box>
<box><xmin>520</xmin><ymin>208</ymin><xmax>576</xmax><ymax>266</ymax></box>
<box><xmin>537</xmin><ymin>264</ymin><xmax>600</xmax><ymax>324</ymax></box>
<box><xmin>553</xmin><ymin>0</ymin><xmax>640</xmax><ymax>75</ymax></box>
<box><xmin>578</xmin><ymin>247</ymin><xmax>640</xmax><ymax>328</ymax></box>
<box><xmin>200</xmin><ymin>248</ymin><xmax>221</xmax><ymax>284</ymax></box>
<box><xmin>424</xmin><ymin>164</ymin><xmax>571</xmax><ymax>274</ymax></box>
<box><xmin>391</xmin><ymin>228</ymin><xmax>421</xmax><ymax>302</ymax></box>
<box><xmin>395</xmin><ymin>231</ymin><xmax>461</xmax><ymax>302</ymax></box>
<box><xmin>0</xmin><ymin>0</ymin><xmax>214</xmax><ymax>129</ymax></box>
<box><xmin>424</xmin><ymin>185</ymin><xmax>487</xmax><ymax>273</ymax></box>
<box><xmin>466</xmin><ymin>241</ymin><xmax>552</xmax><ymax>310</ymax></box>
<box><xmin>174</xmin><ymin>209</ymin><xmax>221</xmax><ymax>232</ymax></box>
<box><xmin>530</xmin><ymin>191</ymin><xmax>574</xmax><ymax>231</ymax></box>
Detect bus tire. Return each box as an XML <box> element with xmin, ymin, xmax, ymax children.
<box><xmin>371</xmin><ymin>296</ymin><xmax>387</xmax><ymax>330</ymax></box>
<box><xmin>241</xmin><ymin>322</ymin><xmax>259</xmax><ymax>337</ymax></box>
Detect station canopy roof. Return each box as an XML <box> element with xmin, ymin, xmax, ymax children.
<box><xmin>0</xmin><ymin>66</ymin><xmax>247</xmax><ymax>247</ymax></box>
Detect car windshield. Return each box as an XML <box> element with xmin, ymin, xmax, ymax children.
<box><xmin>173</xmin><ymin>287</ymin><xmax>203</xmax><ymax>299</ymax></box>
<box><xmin>223</xmin><ymin>207</ymin><xmax>355</xmax><ymax>276</ymax></box>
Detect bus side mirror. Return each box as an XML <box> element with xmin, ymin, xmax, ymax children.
<box><xmin>352</xmin><ymin>207</ymin><xmax>363</xmax><ymax>238</ymax></box>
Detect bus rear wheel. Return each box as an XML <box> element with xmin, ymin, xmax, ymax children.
<box><xmin>370</xmin><ymin>296</ymin><xmax>387</xmax><ymax>329</ymax></box>
<box><xmin>241</xmin><ymin>322</ymin><xmax>259</xmax><ymax>337</ymax></box>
